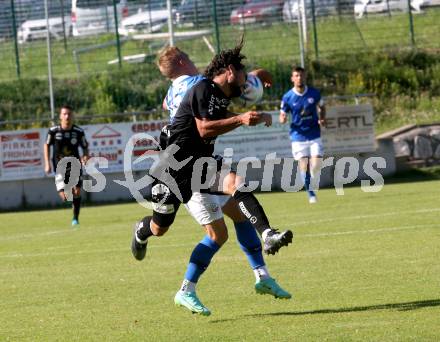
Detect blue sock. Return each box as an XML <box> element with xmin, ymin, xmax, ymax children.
<box><xmin>300</xmin><ymin>170</ymin><xmax>314</xmax><ymax>197</ymax></box>
<box><xmin>184</xmin><ymin>236</ymin><xmax>220</xmax><ymax>283</ymax></box>
<box><xmin>234</xmin><ymin>221</ymin><xmax>265</xmax><ymax>269</ymax></box>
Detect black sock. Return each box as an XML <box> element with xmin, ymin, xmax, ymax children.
<box><xmin>232</xmin><ymin>189</ymin><xmax>270</xmax><ymax>236</ymax></box>
<box><xmin>137</xmin><ymin>216</ymin><xmax>154</xmax><ymax>241</ymax></box>
<box><xmin>72</xmin><ymin>196</ymin><xmax>81</xmax><ymax>220</ymax></box>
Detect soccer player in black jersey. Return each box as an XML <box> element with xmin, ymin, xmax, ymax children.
<box><xmin>132</xmin><ymin>42</ymin><xmax>293</xmax><ymax>314</ymax></box>
<box><xmin>44</xmin><ymin>105</ymin><xmax>89</xmax><ymax>226</ymax></box>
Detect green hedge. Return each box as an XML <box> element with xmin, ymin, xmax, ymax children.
<box><xmin>1</xmin><ymin>49</ymin><xmax>440</xmax><ymax>131</ymax></box>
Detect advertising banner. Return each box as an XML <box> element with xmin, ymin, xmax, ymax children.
<box><xmin>215</xmin><ymin>117</ymin><xmax>291</xmax><ymax>161</ymax></box>
<box><xmin>0</xmin><ymin>130</ymin><xmax>44</xmax><ymax>181</ymax></box>
<box><xmin>0</xmin><ymin>105</ymin><xmax>376</xmax><ymax>182</ymax></box>
<box><xmin>85</xmin><ymin>124</ymin><xmax>127</xmax><ymax>173</ymax></box>
<box><xmin>321</xmin><ymin>104</ymin><xmax>376</xmax><ymax>155</ymax></box>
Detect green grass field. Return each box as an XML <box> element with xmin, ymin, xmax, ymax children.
<box><xmin>1</xmin><ymin>179</ymin><xmax>439</xmax><ymax>341</ymax></box>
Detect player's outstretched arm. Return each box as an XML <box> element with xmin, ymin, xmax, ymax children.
<box><xmin>258</xmin><ymin>112</ymin><xmax>272</xmax><ymax>127</ymax></box>
<box><xmin>195</xmin><ymin>112</ymin><xmax>261</xmax><ymax>138</ymax></box>
<box><xmin>249</xmin><ymin>69</ymin><xmax>273</xmax><ymax>88</ymax></box>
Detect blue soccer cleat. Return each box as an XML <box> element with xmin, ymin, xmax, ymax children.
<box><xmin>255</xmin><ymin>278</ymin><xmax>292</xmax><ymax>299</ymax></box>
<box><xmin>71</xmin><ymin>218</ymin><xmax>79</xmax><ymax>227</ymax></box>
<box><xmin>174</xmin><ymin>291</ymin><xmax>211</xmax><ymax>316</ymax></box>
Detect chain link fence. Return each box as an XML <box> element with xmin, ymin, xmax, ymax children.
<box><xmin>0</xmin><ymin>0</ymin><xmax>439</xmax><ymax>127</ymax></box>
<box><xmin>0</xmin><ymin>0</ymin><xmax>439</xmax><ymax>80</ymax></box>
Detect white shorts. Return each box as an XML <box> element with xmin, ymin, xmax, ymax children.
<box><xmin>291</xmin><ymin>138</ymin><xmax>323</xmax><ymax>160</ymax></box>
<box><xmin>184</xmin><ymin>192</ymin><xmax>231</xmax><ymax>226</ymax></box>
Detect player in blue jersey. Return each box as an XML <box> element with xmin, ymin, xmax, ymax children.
<box><xmin>163</xmin><ymin>47</ymin><xmax>291</xmax><ymax>315</ymax></box>
<box><xmin>279</xmin><ymin>66</ymin><xmax>326</xmax><ymax>203</ymax></box>
<box><xmin>130</xmin><ymin>46</ymin><xmax>292</xmax><ymax>316</ymax></box>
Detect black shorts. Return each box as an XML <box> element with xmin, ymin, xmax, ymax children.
<box><xmin>149</xmin><ymin>154</ymin><xmax>229</xmax><ymax>227</ymax></box>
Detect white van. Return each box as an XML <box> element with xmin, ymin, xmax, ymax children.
<box><xmin>119</xmin><ymin>2</ymin><xmax>170</xmax><ymax>36</ymax></box>
<box><xmin>354</xmin><ymin>0</ymin><xmax>425</xmax><ymax>18</ymax></box>
<box><xmin>71</xmin><ymin>0</ymin><xmax>128</xmax><ymax>37</ymax></box>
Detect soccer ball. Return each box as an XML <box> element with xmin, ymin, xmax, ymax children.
<box><xmin>238</xmin><ymin>73</ymin><xmax>264</xmax><ymax>107</ymax></box>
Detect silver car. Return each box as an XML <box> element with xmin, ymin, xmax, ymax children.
<box><xmin>283</xmin><ymin>0</ymin><xmax>335</xmax><ymax>22</ymax></box>
<box><xmin>71</xmin><ymin>0</ymin><xmax>128</xmax><ymax>37</ymax></box>
<box><xmin>119</xmin><ymin>3</ymin><xmax>171</xmax><ymax>36</ymax></box>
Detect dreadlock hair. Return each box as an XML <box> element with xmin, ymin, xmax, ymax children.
<box><xmin>204</xmin><ymin>37</ymin><xmax>246</xmax><ymax>79</ymax></box>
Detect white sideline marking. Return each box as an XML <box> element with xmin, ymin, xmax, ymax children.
<box><xmin>0</xmin><ymin>223</ymin><xmax>438</xmax><ymax>259</ymax></box>
<box><xmin>301</xmin><ymin>223</ymin><xmax>439</xmax><ymax>238</ymax></box>
<box><xmin>290</xmin><ymin>207</ymin><xmax>440</xmax><ymax>227</ymax></box>
<box><xmin>2</xmin><ymin>207</ymin><xmax>439</xmax><ymax>243</ymax></box>
<box><xmin>0</xmin><ymin>229</ymin><xmax>68</xmax><ymax>242</ymax></box>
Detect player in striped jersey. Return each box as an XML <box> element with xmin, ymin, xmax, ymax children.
<box><xmin>44</xmin><ymin>105</ymin><xmax>89</xmax><ymax>226</ymax></box>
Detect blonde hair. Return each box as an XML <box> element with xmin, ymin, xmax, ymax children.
<box><xmin>157</xmin><ymin>46</ymin><xmax>187</xmax><ymax>79</ymax></box>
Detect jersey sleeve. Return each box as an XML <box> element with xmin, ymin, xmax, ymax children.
<box><xmin>46</xmin><ymin>128</ymin><xmax>55</xmax><ymax>145</ymax></box>
<box><xmin>280</xmin><ymin>93</ymin><xmax>291</xmax><ymax>114</ymax></box>
<box><xmin>191</xmin><ymin>82</ymin><xmax>212</xmax><ymax>119</ymax></box>
<box><xmin>79</xmin><ymin>130</ymin><xmax>89</xmax><ymax>150</ymax></box>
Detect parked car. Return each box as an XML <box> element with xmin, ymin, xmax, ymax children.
<box><xmin>174</xmin><ymin>0</ymin><xmax>211</xmax><ymax>27</ymax></box>
<box><xmin>18</xmin><ymin>17</ymin><xmax>71</xmax><ymax>43</ymax></box>
<box><xmin>422</xmin><ymin>0</ymin><xmax>440</xmax><ymax>6</ymax></box>
<box><xmin>119</xmin><ymin>2</ymin><xmax>170</xmax><ymax>36</ymax></box>
<box><xmin>230</xmin><ymin>0</ymin><xmax>284</xmax><ymax>25</ymax></box>
<box><xmin>0</xmin><ymin>0</ymin><xmax>36</xmax><ymax>40</ymax></box>
<box><xmin>71</xmin><ymin>0</ymin><xmax>128</xmax><ymax>37</ymax></box>
<box><xmin>354</xmin><ymin>0</ymin><xmax>425</xmax><ymax>18</ymax></box>
<box><xmin>283</xmin><ymin>0</ymin><xmax>336</xmax><ymax>22</ymax></box>
<box><xmin>17</xmin><ymin>1</ymin><xmax>71</xmax><ymax>43</ymax></box>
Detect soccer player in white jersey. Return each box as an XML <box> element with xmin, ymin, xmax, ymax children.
<box><xmin>279</xmin><ymin>66</ymin><xmax>326</xmax><ymax>204</ymax></box>
<box><xmin>155</xmin><ymin>46</ymin><xmax>291</xmax><ymax>315</ymax></box>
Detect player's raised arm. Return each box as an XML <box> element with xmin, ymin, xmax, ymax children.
<box><xmin>249</xmin><ymin>69</ymin><xmax>273</xmax><ymax>88</ymax></box>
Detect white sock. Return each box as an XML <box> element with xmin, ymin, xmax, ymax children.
<box><xmin>254</xmin><ymin>266</ymin><xmax>270</xmax><ymax>281</ymax></box>
<box><xmin>180</xmin><ymin>279</ymin><xmax>196</xmax><ymax>293</ymax></box>
<box><xmin>261</xmin><ymin>228</ymin><xmax>272</xmax><ymax>241</ymax></box>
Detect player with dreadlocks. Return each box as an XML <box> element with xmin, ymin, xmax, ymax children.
<box><xmin>131</xmin><ymin>39</ymin><xmax>293</xmax><ymax>315</ymax></box>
